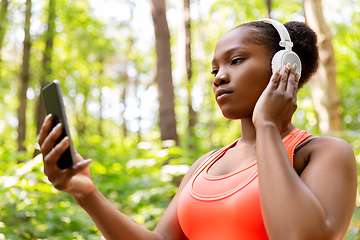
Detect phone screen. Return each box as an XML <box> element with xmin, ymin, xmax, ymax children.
<box><xmin>42</xmin><ymin>80</ymin><xmax>76</xmax><ymax>169</ymax></box>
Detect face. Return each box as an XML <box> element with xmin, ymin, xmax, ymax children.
<box><xmin>211</xmin><ymin>27</ymin><xmax>272</xmax><ymax>120</ymax></box>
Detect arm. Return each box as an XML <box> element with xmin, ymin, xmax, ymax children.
<box><xmin>75</xmin><ymin>188</ymin><xmax>160</xmax><ymax>240</ymax></box>
<box><xmin>76</xmin><ymin>153</ymin><xmax>209</xmax><ymax>240</ymax></box>
<box><xmin>38</xmin><ymin>114</ymin><xmax>209</xmax><ymax>240</ymax></box>
<box><xmin>256</xmin><ymin>125</ymin><xmax>357</xmax><ymax>240</ymax></box>
<box><xmin>253</xmin><ymin>65</ymin><xmax>357</xmax><ymax>239</ymax></box>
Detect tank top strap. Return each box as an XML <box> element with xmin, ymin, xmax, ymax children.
<box><xmin>193</xmin><ymin>128</ymin><xmax>312</xmax><ymax>175</ymax></box>
<box><xmin>192</xmin><ymin>139</ymin><xmax>239</xmax><ymax>179</ymax></box>
<box><xmin>283</xmin><ymin>128</ymin><xmax>313</xmax><ymax>165</ymax></box>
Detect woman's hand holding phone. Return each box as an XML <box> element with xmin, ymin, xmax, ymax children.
<box><xmin>39</xmin><ymin>114</ymin><xmax>94</xmax><ymax>200</ymax></box>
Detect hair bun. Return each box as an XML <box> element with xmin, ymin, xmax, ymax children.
<box><xmin>284</xmin><ymin>21</ymin><xmax>319</xmax><ymax>86</ymax></box>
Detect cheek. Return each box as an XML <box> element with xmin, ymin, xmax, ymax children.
<box><xmin>230</xmin><ymin>66</ymin><xmax>271</xmax><ymax>112</ymax></box>
<box><xmin>249</xmin><ymin>66</ymin><xmax>272</xmax><ymax>96</ymax></box>
<box><xmin>240</xmin><ymin>67</ymin><xmax>271</xmax><ymax>98</ymax></box>
<box><xmin>253</xmin><ymin>78</ymin><xmax>269</xmax><ymax>98</ymax></box>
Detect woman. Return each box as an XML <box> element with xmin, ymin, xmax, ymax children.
<box><xmin>39</xmin><ymin>19</ymin><xmax>357</xmax><ymax>240</ymax></box>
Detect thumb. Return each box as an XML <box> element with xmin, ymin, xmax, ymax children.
<box><xmin>67</xmin><ymin>159</ymin><xmax>92</xmax><ymax>177</ymax></box>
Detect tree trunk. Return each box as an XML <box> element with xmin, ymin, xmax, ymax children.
<box><xmin>35</xmin><ymin>0</ymin><xmax>55</xmax><ymax>135</ymax></box>
<box><xmin>135</xmin><ymin>76</ymin><xmax>141</xmax><ymax>142</ymax></box>
<box><xmin>182</xmin><ymin>0</ymin><xmax>196</xmax><ymax>148</ymax></box>
<box><xmin>178</xmin><ymin>0</ymin><xmax>196</xmax><ymax>147</ymax></box>
<box><xmin>120</xmin><ymin>81</ymin><xmax>128</xmax><ymax>138</ymax></box>
<box><xmin>304</xmin><ymin>0</ymin><xmax>342</xmax><ymax>133</ymax></box>
<box><xmin>98</xmin><ymin>55</ymin><xmax>104</xmax><ymax>137</ymax></box>
<box><xmin>99</xmin><ymin>85</ymin><xmax>103</xmax><ymax>137</ymax></box>
<box><xmin>17</xmin><ymin>0</ymin><xmax>32</xmax><ymax>152</ymax></box>
<box><xmin>150</xmin><ymin>0</ymin><xmax>178</xmax><ymax>144</ymax></box>
<box><xmin>78</xmin><ymin>90</ymin><xmax>88</xmax><ymax>135</ymax></box>
<box><xmin>0</xmin><ymin>0</ymin><xmax>9</xmax><ymax>66</ymax></box>
<box><xmin>266</xmin><ymin>0</ymin><xmax>271</xmax><ymax>18</ymax></box>
<box><xmin>118</xmin><ymin>1</ymin><xmax>135</xmax><ymax>139</ymax></box>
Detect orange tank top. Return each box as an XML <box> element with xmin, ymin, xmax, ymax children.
<box><xmin>178</xmin><ymin>128</ymin><xmax>312</xmax><ymax>240</ymax></box>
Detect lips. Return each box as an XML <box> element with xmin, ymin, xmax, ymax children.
<box><xmin>215</xmin><ymin>88</ymin><xmax>233</xmax><ymax>101</ymax></box>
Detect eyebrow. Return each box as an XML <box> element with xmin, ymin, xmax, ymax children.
<box><xmin>212</xmin><ymin>46</ymin><xmax>248</xmax><ymax>64</ymax></box>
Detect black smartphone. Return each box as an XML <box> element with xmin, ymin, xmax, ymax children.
<box><xmin>42</xmin><ymin>80</ymin><xmax>76</xmax><ymax>169</ymax></box>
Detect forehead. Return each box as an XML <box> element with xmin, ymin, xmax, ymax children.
<box><xmin>214</xmin><ymin>27</ymin><xmax>263</xmax><ymax>57</ymax></box>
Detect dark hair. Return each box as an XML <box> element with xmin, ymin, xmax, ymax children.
<box><xmin>235</xmin><ymin>21</ymin><xmax>319</xmax><ymax>88</ymax></box>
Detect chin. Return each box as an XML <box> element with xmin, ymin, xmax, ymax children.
<box><xmin>221</xmin><ymin>110</ymin><xmax>243</xmax><ymax>120</ymax></box>
<box><xmin>220</xmin><ymin>108</ymin><xmax>252</xmax><ymax>120</ymax></box>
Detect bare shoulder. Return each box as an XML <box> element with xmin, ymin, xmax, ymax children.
<box><xmin>311</xmin><ymin>135</ymin><xmax>353</xmax><ymax>150</ymax></box>
<box><xmin>308</xmin><ymin>136</ymin><xmax>356</xmax><ymax>166</ymax></box>
<box><xmin>299</xmin><ymin>136</ymin><xmax>357</xmax><ymax>236</ymax></box>
<box><xmin>301</xmin><ymin>135</ymin><xmax>357</xmax><ymax>189</ymax></box>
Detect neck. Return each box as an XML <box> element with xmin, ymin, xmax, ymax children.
<box><xmin>239</xmin><ymin>118</ymin><xmax>296</xmax><ymax>143</ymax></box>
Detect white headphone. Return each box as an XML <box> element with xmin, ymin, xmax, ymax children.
<box><xmin>258</xmin><ymin>19</ymin><xmax>302</xmax><ymax>78</ymax></box>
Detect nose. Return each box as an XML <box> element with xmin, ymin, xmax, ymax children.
<box><xmin>213</xmin><ymin>69</ymin><xmax>230</xmax><ymax>87</ymax></box>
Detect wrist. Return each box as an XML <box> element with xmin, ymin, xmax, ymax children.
<box><xmin>254</xmin><ymin>120</ymin><xmax>279</xmax><ymax>133</ymax></box>
<box><xmin>73</xmin><ymin>186</ymin><xmax>97</xmax><ymax>206</ymax></box>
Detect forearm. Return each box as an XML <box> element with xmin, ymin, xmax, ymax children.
<box><xmin>255</xmin><ymin>123</ymin><xmax>330</xmax><ymax>240</ymax></box>
<box><xmin>75</xmin><ymin>188</ymin><xmax>160</xmax><ymax>240</ymax></box>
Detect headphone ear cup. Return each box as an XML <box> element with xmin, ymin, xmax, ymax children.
<box><xmin>271</xmin><ymin>50</ymin><xmax>302</xmax><ymax>78</ymax></box>
<box><xmin>271</xmin><ymin>50</ymin><xmax>286</xmax><ymax>73</ymax></box>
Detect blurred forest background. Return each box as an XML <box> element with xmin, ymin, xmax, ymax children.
<box><xmin>0</xmin><ymin>0</ymin><xmax>359</xmax><ymax>239</ymax></box>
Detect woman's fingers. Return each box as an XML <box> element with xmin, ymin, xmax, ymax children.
<box><xmin>38</xmin><ymin>114</ymin><xmax>53</xmax><ymax>146</ymax></box>
<box><xmin>43</xmin><ymin>136</ymin><xmax>69</xmax><ymax>176</ymax></box>
<box><xmin>277</xmin><ymin>63</ymin><xmax>291</xmax><ymax>91</ymax></box>
<box><xmin>269</xmin><ymin>66</ymin><xmax>281</xmax><ymax>90</ymax></box>
<box><xmin>274</xmin><ymin>63</ymin><xmax>299</xmax><ymax>96</ymax></box>
<box><xmin>38</xmin><ymin>114</ymin><xmax>93</xmax><ymax>195</ymax></box>
<box><xmin>286</xmin><ymin>64</ymin><xmax>299</xmax><ymax>95</ymax></box>
<box><xmin>40</xmin><ymin>122</ymin><xmax>63</xmax><ymax>157</ymax></box>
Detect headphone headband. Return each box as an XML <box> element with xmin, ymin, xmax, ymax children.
<box><xmin>257</xmin><ymin>19</ymin><xmax>293</xmax><ymax>51</ymax></box>
<box><xmin>256</xmin><ymin>18</ymin><xmax>302</xmax><ymax>78</ymax></box>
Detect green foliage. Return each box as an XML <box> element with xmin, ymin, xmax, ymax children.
<box><xmin>330</xmin><ymin>6</ymin><xmax>360</xmax><ymax>238</ymax></box>
<box><xmin>0</xmin><ymin>134</ymin><xmax>200</xmax><ymax>239</ymax></box>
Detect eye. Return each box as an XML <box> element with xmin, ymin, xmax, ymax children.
<box><xmin>231</xmin><ymin>57</ymin><xmax>244</xmax><ymax>65</ymax></box>
<box><xmin>211</xmin><ymin>69</ymin><xmax>218</xmax><ymax>76</ymax></box>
